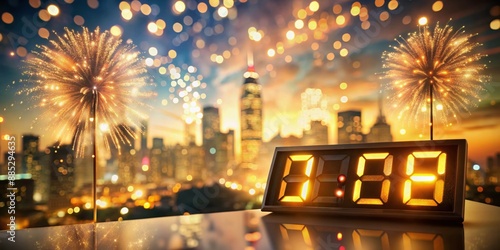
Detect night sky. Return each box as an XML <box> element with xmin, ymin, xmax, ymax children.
<box><xmin>0</xmin><ymin>0</ymin><xmax>499</xmax><ymax>167</ymax></box>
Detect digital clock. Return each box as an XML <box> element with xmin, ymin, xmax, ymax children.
<box><xmin>261</xmin><ymin>139</ymin><xmax>467</xmax><ymax>222</ymax></box>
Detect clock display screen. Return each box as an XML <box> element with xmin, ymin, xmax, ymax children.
<box><xmin>261</xmin><ymin>140</ymin><xmax>467</xmax><ymax>221</ymax></box>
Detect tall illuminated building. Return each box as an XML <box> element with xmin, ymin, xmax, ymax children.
<box><xmin>21</xmin><ymin>134</ymin><xmax>50</xmax><ymax>203</ymax></box>
<box><xmin>338</xmin><ymin>110</ymin><xmax>364</xmax><ymax>144</ymax></box>
<box><xmin>203</xmin><ymin>106</ymin><xmax>220</xmax><ymax>177</ymax></box>
<box><xmin>300</xmin><ymin>88</ymin><xmax>329</xmax><ymax>129</ymax></box>
<box><xmin>116</xmin><ymin>124</ymin><xmax>137</xmax><ymax>185</ymax></box>
<box><xmin>202</xmin><ymin>106</ymin><xmax>236</xmax><ymax>179</ymax></box>
<box><xmin>240</xmin><ymin>55</ymin><xmax>262</xmax><ymax>169</ymax></box>
<box><xmin>149</xmin><ymin>137</ymin><xmax>165</xmax><ymax>184</ymax></box>
<box><xmin>140</xmin><ymin>120</ymin><xmax>148</xmax><ymax>153</ymax></box>
<box><xmin>22</xmin><ymin>134</ymin><xmax>39</xmax><ymax>174</ymax></box>
<box><xmin>303</xmin><ymin>120</ymin><xmax>329</xmax><ymax>145</ymax></box>
<box><xmin>48</xmin><ymin>144</ymin><xmax>75</xmax><ymax>213</ymax></box>
<box><xmin>366</xmin><ymin>94</ymin><xmax>393</xmax><ymax>142</ymax></box>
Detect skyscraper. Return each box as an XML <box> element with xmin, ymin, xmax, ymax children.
<box><xmin>303</xmin><ymin>120</ymin><xmax>329</xmax><ymax>145</ymax></box>
<box><xmin>149</xmin><ymin>137</ymin><xmax>165</xmax><ymax>184</ymax></box>
<box><xmin>21</xmin><ymin>134</ymin><xmax>50</xmax><ymax>203</ymax></box>
<box><xmin>203</xmin><ymin>106</ymin><xmax>221</xmax><ymax>178</ymax></box>
<box><xmin>338</xmin><ymin>110</ymin><xmax>364</xmax><ymax>144</ymax></box>
<box><xmin>240</xmin><ymin>56</ymin><xmax>262</xmax><ymax>169</ymax></box>
<box><xmin>140</xmin><ymin>120</ymin><xmax>148</xmax><ymax>152</ymax></box>
<box><xmin>366</xmin><ymin>93</ymin><xmax>393</xmax><ymax>142</ymax></box>
<box><xmin>116</xmin><ymin>124</ymin><xmax>137</xmax><ymax>185</ymax></box>
<box><xmin>22</xmin><ymin>134</ymin><xmax>39</xmax><ymax>174</ymax></box>
<box><xmin>48</xmin><ymin>144</ymin><xmax>75</xmax><ymax>213</ymax></box>
<box><xmin>300</xmin><ymin>88</ymin><xmax>329</xmax><ymax>129</ymax></box>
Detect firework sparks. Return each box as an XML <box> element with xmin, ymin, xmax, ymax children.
<box><xmin>382</xmin><ymin>23</ymin><xmax>489</xmax><ymax>138</ymax></box>
<box><xmin>23</xmin><ymin>27</ymin><xmax>154</xmax><ymax>156</ymax></box>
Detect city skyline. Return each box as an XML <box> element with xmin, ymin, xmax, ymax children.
<box><xmin>0</xmin><ymin>0</ymin><xmax>499</xmax><ymax>169</ymax></box>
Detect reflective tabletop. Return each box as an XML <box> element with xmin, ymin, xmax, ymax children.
<box><xmin>1</xmin><ymin>201</ymin><xmax>499</xmax><ymax>249</ymax></box>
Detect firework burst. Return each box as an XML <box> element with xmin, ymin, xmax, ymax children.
<box><xmin>23</xmin><ymin>27</ymin><xmax>154</xmax><ymax>156</ymax></box>
<box><xmin>382</xmin><ymin>23</ymin><xmax>489</xmax><ymax>138</ymax></box>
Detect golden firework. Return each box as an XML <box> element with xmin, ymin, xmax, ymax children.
<box><xmin>23</xmin><ymin>27</ymin><xmax>153</xmax><ymax>156</ymax></box>
<box><xmin>382</xmin><ymin>23</ymin><xmax>489</xmax><ymax>138</ymax></box>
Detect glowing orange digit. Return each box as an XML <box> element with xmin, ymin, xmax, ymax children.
<box><xmin>279</xmin><ymin>155</ymin><xmax>314</xmax><ymax>202</ymax></box>
<box><xmin>352</xmin><ymin>153</ymin><xmax>393</xmax><ymax>205</ymax></box>
<box><xmin>403</xmin><ymin>233</ymin><xmax>444</xmax><ymax>250</ymax></box>
<box><xmin>403</xmin><ymin>151</ymin><xmax>446</xmax><ymax>206</ymax></box>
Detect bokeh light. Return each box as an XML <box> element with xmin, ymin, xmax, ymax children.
<box><xmin>432</xmin><ymin>1</ymin><xmax>444</xmax><ymax>12</ymax></box>
<box><xmin>340</xmin><ymin>82</ymin><xmax>348</xmax><ymax>90</ymax></box>
<box><xmin>121</xmin><ymin>9</ymin><xmax>133</xmax><ymax>20</ymax></box>
<box><xmin>309</xmin><ymin>1</ymin><xmax>319</xmax><ymax>12</ymax></box>
<box><xmin>141</xmin><ymin>4</ymin><xmax>152</xmax><ymax>15</ymax></box>
<box><xmin>173</xmin><ymin>1</ymin><xmax>186</xmax><ymax>14</ymax></box>
<box><xmin>110</xmin><ymin>25</ymin><xmax>122</xmax><ymax>37</ymax></box>
<box><xmin>336</xmin><ymin>15</ymin><xmax>346</xmax><ymax>25</ymax></box>
<box><xmin>218</xmin><ymin>7</ymin><xmax>229</xmax><ymax>18</ymax></box>
<box><xmin>29</xmin><ymin>0</ymin><xmax>41</xmax><ymax>8</ymax></box>
<box><xmin>38</xmin><ymin>28</ymin><xmax>50</xmax><ymax>39</ymax></box>
<box><xmin>418</xmin><ymin>16</ymin><xmax>428</xmax><ymax>25</ymax></box>
<box><xmin>491</xmin><ymin>19</ymin><xmax>500</xmax><ymax>30</ymax></box>
<box><xmin>2</xmin><ymin>12</ymin><xmax>14</xmax><ymax>24</ymax></box>
<box><xmin>148</xmin><ymin>47</ymin><xmax>158</xmax><ymax>56</ymax></box>
<box><xmin>74</xmin><ymin>15</ymin><xmax>85</xmax><ymax>25</ymax></box>
<box><xmin>147</xmin><ymin>22</ymin><xmax>158</xmax><ymax>33</ymax></box>
<box><xmin>47</xmin><ymin>4</ymin><xmax>60</xmax><ymax>16</ymax></box>
<box><xmin>388</xmin><ymin>0</ymin><xmax>399</xmax><ymax>10</ymax></box>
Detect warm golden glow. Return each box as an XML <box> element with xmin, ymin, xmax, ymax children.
<box><xmin>383</xmin><ymin>23</ymin><xmax>488</xmax><ymax>132</ymax></box>
<box><xmin>438</xmin><ymin>153</ymin><xmax>446</xmax><ymax>174</ymax></box>
<box><xmin>335</xmin><ymin>189</ymin><xmax>344</xmax><ymax>197</ymax></box>
<box><xmin>403</xmin><ymin>180</ymin><xmax>412</xmax><ymax>203</ymax></box>
<box><xmin>23</xmin><ymin>27</ymin><xmax>152</xmax><ymax>157</ymax></box>
<box><xmin>418</xmin><ymin>17</ymin><xmax>428</xmax><ymax>26</ymax></box>
<box><xmin>404</xmin><ymin>151</ymin><xmax>445</xmax><ymax>206</ymax></box>
<box><xmin>353</xmin><ymin>180</ymin><xmax>361</xmax><ymax>202</ymax></box>
<box><xmin>357</xmin><ymin>157</ymin><xmax>365</xmax><ymax>177</ymax></box>
<box><xmin>413</xmin><ymin>151</ymin><xmax>441</xmax><ymax>158</ymax></box>
<box><xmin>363</xmin><ymin>153</ymin><xmax>389</xmax><ymax>159</ymax></box>
<box><xmin>381</xmin><ymin>180</ymin><xmax>390</xmax><ymax>203</ymax></box>
<box><xmin>281</xmin><ymin>196</ymin><xmax>304</xmax><ymax>202</ymax></box>
<box><xmin>279</xmin><ymin>155</ymin><xmax>314</xmax><ymax>203</ymax></box>
<box><xmin>384</xmin><ymin>155</ymin><xmax>393</xmax><ymax>175</ymax></box>
<box><xmin>410</xmin><ymin>174</ymin><xmax>436</xmax><ymax>182</ymax></box>
<box><xmin>301</xmin><ymin>180</ymin><xmax>310</xmax><ymax>200</ymax></box>
<box><xmin>432</xmin><ymin>1</ymin><xmax>444</xmax><ymax>12</ymax></box>
<box><xmin>47</xmin><ymin>4</ymin><xmax>60</xmax><ymax>16</ymax></box>
<box><xmin>278</xmin><ymin>157</ymin><xmax>293</xmax><ymax>201</ymax></box>
<box><xmin>305</xmin><ymin>158</ymin><xmax>314</xmax><ymax>177</ymax></box>
<box><xmin>291</xmin><ymin>154</ymin><xmax>313</xmax><ymax>161</ymax></box>
<box><xmin>357</xmin><ymin>198</ymin><xmax>383</xmax><ymax>205</ymax></box>
<box><xmin>434</xmin><ymin>180</ymin><xmax>444</xmax><ymax>203</ymax></box>
<box><xmin>407</xmin><ymin>199</ymin><xmax>438</xmax><ymax>206</ymax></box>
<box><xmin>282</xmin><ymin>223</ymin><xmax>304</xmax><ymax>231</ymax></box>
<box><xmin>353</xmin><ymin>153</ymin><xmax>392</xmax><ymax>205</ymax></box>
<box><xmin>406</xmin><ymin>155</ymin><xmax>414</xmax><ymax>175</ymax></box>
